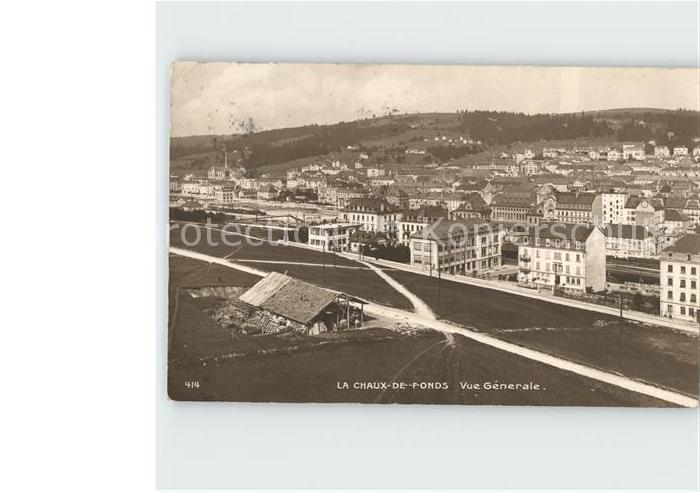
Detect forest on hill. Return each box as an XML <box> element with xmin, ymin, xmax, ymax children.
<box><xmin>170</xmin><ymin>109</ymin><xmax>699</xmax><ymax>174</ymax></box>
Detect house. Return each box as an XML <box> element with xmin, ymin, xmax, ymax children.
<box><xmin>256</xmin><ymin>185</ymin><xmax>279</xmax><ymax>201</ymax></box>
<box><xmin>518</xmin><ymin>223</ymin><xmax>606</xmax><ymax>293</ymax></box>
<box><xmin>340</xmin><ymin>198</ymin><xmax>402</xmax><ymax>236</ymax></box>
<box><xmin>623</xmin><ymin>196</ymin><xmax>664</xmax><ymax>233</ymax></box>
<box><xmin>673</xmin><ymin>146</ymin><xmax>689</xmax><ymax>157</ymax></box>
<box><xmin>607</xmin><ymin>149</ymin><xmax>622</xmax><ymax>161</ymax></box>
<box><xmin>450</xmin><ymin>193</ymin><xmax>488</xmax><ymax>220</ymax></box>
<box><xmin>659</xmin><ymin>234</ymin><xmax>700</xmax><ymax>322</ymax></box>
<box><xmin>238</xmin><ymin>272</ymin><xmax>367</xmax><ymax>335</ymax></box>
<box><xmin>554</xmin><ymin>192</ymin><xmax>597</xmax><ymax>224</ymax></box>
<box><xmin>307</xmin><ymin>223</ymin><xmax>359</xmax><ymax>252</ymax></box>
<box><xmin>366</xmin><ymin>167</ymin><xmax>386</xmax><ymax>178</ymax></box>
<box><xmin>622</xmin><ymin>143</ymin><xmax>645</xmax><ymax>161</ymax></box>
<box><xmin>665</xmin><ymin>195</ymin><xmax>700</xmax><ymax>226</ymax></box>
<box><xmin>397</xmin><ymin>206</ymin><xmax>448</xmax><ymax>246</ymax></box>
<box><xmin>662</xmin><ymin>209</ymin><xmax>692</xmax><ymax>248</ymax></box>
<box><xmin>543</xmin><ymin>148</ymin><xmax>558</xmax><ymax>159</ymax></box>
<box><xmin>408</xmin><ymin>219</ymin><xmax>504</xmax><ymax>275</ymax></box>
<box><xmin>214</xmin><ymin>186</ymin><xmax>236</xmax><ymax>204</ymax></box>
<box><xmin>654</xmin><ymin>145</ymin><xmax>670</xmax><ymax>158</ymax></box>
<box><xmin>603</xmin><ymin>224</ymin><xmax>657</xmax><ymax>259</ymax></box>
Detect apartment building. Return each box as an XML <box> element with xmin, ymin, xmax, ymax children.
<box><xmin>397</xmin><ymin>206</ymin><xmax>448</xmax><ymax>246</ymax></box>
<box><xmin>592</xmin><ymin>192</ymin><xmax>627</xmax><ymax>226</ymax></box>
<box><xmin>518</xmin><ymin>223</ymin><xmax>606</xmax><ymax>293</ymax></box>
<box><xmin>340</xmin><ymin>198</ymin><xmax>401</xmax><ymax>235</ymax></box>
<box><xmin>409</xmin><ymin>219</ymin><xmax>504</xmax><ymax>275</ymax></box>
<box><xmin>554</xmin><ymin>192</ymin><xmax>597</xmax><ymax>224</ymax></box>
<box><xmin>660</xmin><ymin>234</ymin><xmax>700</xmax><ymax>322</ymax></box>
<box><xmin>603</xmin><ymin>224</ymin><xmax>656</xmax><ymax>259</ymax></box>
<box><xmin>307</xmin><ymin>223</ymin><xmax>360</xmax><ymax>252</ymax></box>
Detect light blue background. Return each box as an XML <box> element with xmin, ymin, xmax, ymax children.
<box><xmin>156</xmin><ymin>2</ymin><xmax>700</xmax><ymax>490</ymax></box>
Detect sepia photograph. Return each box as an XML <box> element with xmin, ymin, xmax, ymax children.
<box><xmin>168</xmin><ymin>62</ymin><xmax>699</xmax><ymax>407</ymax></box>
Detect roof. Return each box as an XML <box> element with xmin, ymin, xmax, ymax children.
<box><xmin>238</xmin><ymin>272</ymin><xmax>340</xmax><ymax>325</ymax></box>
<box><xmin>664</xmin><ymin>209</ymin><xmax>689</xmax><ymax>222</ymax></box>
<box><xmin>401</xmin><ymin>206</ymin><xmax>449</xmax><ymax>222</ymax></box>
<box><xmin>556</xmin><ymin>192</ymin><xmax>597</xmax><ymax>207</ymax></box>
<box><xmin>662</xmin><ymin>234</ymin><xmax>700</xmax><ymax>255</ymax></box>
<box><xmin>410</xmin><ymin>218</ymin><xmax>497</xmax><ymax>241</ymax></box>
<box><xmin>526</xmin><ymin>222</ymin><xmax>599</xmax><ymax>242</ymax></box>
<box><xmin>342</xmin><ymin>198</ymin><xmax>398</xmax><ymax>214</ymax></box>
<box><xmin>603</xmin><ymin>224</ymin><xmax>653</xmax><ymax>240</ymax></box>
<box><xmin>625</xmin><ymin>196</ymin><xmax>663</xmax><ymax>210</ymax></box>
<box><xmin>491</xmin><ymin>193</ymin><xmax>535</xmax><ymax>208</ymax></box>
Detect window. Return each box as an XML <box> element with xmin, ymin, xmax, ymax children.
<box><xmin>692</xmin><ymin>281</ymin><xmax>697</xmax><ymax>289</ymax></box>
<box><xmin>667</xmin><ymin>291</ymin><xmax>673</xmax><ymax>300</ymax></box>
<box><xmin>668</xmin><ymin>278</ymin><xmax>673</xmax><ymax>286</ymax></box>
<box><xmin>680</xmin><ymin>307</ymin><xmax>686</xmax><ymax>315</ymax></box>
<box><xmin>692</xmin><ymin>267</ymin><xmax>697</xmax><ymax>276</ymax></box>
<box><xmin>668</xmin><ymin>264</ymin><xmax>673</xmax><ymax>273</ymax></box>
<box><xmin>680</xmin><ymin>293</ymin><xmax>686</xmax><ymax>302</ymax></box>
<box><xmin>691</xmin><ymin>294</ymin><xmax>697</xmax><ymax>303</ymax></box>
<box><xmin>680</xmin><ymin>279</ymin><xmax>686</xmax><ymax>288</ymax></box>
<box><xmin>681</xmin><ymin>266</ymin><xmax>686</xmax><ymax>275</ymax></box>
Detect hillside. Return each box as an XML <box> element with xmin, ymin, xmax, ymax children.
<box><xmin>170</xmin><ymin>109</ymin><xmax>700</xmax><ymax>177</ymax></box>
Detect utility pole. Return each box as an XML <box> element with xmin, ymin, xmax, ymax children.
<box><xmin>618</xmin><ymin>294</ymin><xmax>623</xmax><ymax>373</ymax></box>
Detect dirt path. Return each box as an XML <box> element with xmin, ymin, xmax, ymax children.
<box><xmin>358</xmin><ymin>259</ymin><xmax>437</xmax><ymax>320</ymax></box>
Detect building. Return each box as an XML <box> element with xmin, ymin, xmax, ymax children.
<box><xmin>450</xmin><ymin>193</ymin><xmax>488</xmax><ymax>220</ymax></box>
<box><xmin>490</xmin><ymin>193</ymin><xmax>535</xmax><ymax>222</ymax></box>
<box><xmin>307</xmin><ymin>223</ymin><xmax>359</xmax><ymax>252</ymax></box>
<box><xmin>397</xmin><ymin>206</ymin><xmax>448</xmax><ymax>246</ymax></box>
<box><xmin>408</xmin><ymin>219</ymin><xmax>504</xmax><ymax>275</ymax></box>
<box><xmin>592</xmin><ymin>192</ymin><xmax>627</xmax><ymax>226</ymax></box>
<box><xmin>518</xmin><ymin>223</ymin><xmax>606</xmax><ymax>293</ymax></box>
<box><xmin>623</xmin><ymin>196</ymin><xmax>664</xmax><ymax>233</ymax></box>
<box><xmin>214</xmin><ymin>186</ymin><xmax>235</xmax><ymax>204</ymax></box>
<box><xmin>340</xmin><ymin>198</ymin><xmax>401</xmax><ymax>235</ymax></box>
<box><xmin>659</xmin><ymin>234</ymin><xmax>700</xmax><ymax>322</ymax></box>
<box><xmin>554</xmin><ymin>192</ymin><xmax>597</xmax><ymax>224</ymax></box>
<box><xmin>603</xmin><ymin>224</ymin><xmax>656</xmax><ymax>259</ymax></box>
<box><xmin>622</xmin><ymin>143</ymin><xmax>645</xmax><ymax>161</ymax></box>
<box><xmin>673</xmin><ymin>146</ymin><xmax>689</xmax><ymax>157</ymax></box>
<box><xmin>654</xmin><ymin>145</ymin><xmax>670</xmax><ymax>158</ymax></box>
<box><xmin>238</xmin><ymin>272</ymin><xmax>367</xmax><ymax>335</ymax></box>
<box><xmin>366</xmin><ymin>167</ymin><xmax>386</xmax><ymax>178</ymax></box>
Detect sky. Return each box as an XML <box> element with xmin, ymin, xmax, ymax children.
<box><xmin>170</xmin><ymin>63</ymin><xmax>700</xmax><ymax>137</ymax></box>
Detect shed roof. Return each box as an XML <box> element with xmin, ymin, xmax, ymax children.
<box><xmin>238</xmin><ymin>272</ymin><xmax>363</xmax><ymax>325</ymax></box>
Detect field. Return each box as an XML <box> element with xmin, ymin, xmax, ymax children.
<box><xmin>385</xmin><ymin>270</ymin><xmax>699</xmax><ymax>396</ymax></box>
<box><xmin>169</xmin><ymin>222</ymin><xmax>413</xmax><ymax>308</ymax></box>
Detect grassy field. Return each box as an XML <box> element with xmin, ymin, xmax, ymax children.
<box><xmin>167</xmin><ymin>255</ymin><xmax>680</xmax><ymax>406</ymax></box>
<box><xmin>168</xmin><ymin>327</ymin><xmax>673</xmax><ymax>407</ymax></box>
<box><xmin>169</xmin><ymin>222</ymin><xmax>414</xmax><ymax>308</ymax></box>
<box><xmin>169</xmin><ymin>222</ymin><xmax>360</xmax><ymax>267</ymax></box>
<box><xmin>385</xmin><ymin>270</ymin><xmax>699</xmax><ymax>396</ymax></box>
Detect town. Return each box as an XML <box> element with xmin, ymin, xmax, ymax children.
<box><xmin>171</xmin><ymin>129</ymin><xmax>700</xmax><ymax>325</ymax></box>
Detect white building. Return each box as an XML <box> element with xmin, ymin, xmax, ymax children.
<box><xmin>603</xmin><ymin>224</ymin><xmax>657</xmax><ymax>259</ymax></box>
<box><xmin>660</xmin><ymin>234</ymin><xmax>700</xmax><ymax>322</ymax></box>
<box><xmin>307</xmin><ymin>223</ymin><xmax>359</xmax><ymax>252</ymax></box>
<box><xmin>397</xmin><ymin>206</ymin><xmax>448</xmax><ymax>246</ymax></box>
<box><xmin>518</xmin><ymin>223</ymin><xmax>606</xmax><ymax>293</ymax></box>
<box><xmin>340</xmin><ymin>198</ymin><xmax>401</xmax><ymax>235</ymax></box>
<box><xmin>654</xmin><ymin>145</ymin><xmax>670</xmax><ymax>158</ymax></box>
<box><xmin>622</xmin><ymin>143</ymin><xmax>645</xmax><ymax>161</ymax></box>
<box><xmin>214</xmin><ymin>186</ymin><xmax>235</xmax><ymax>204</ymax></box>
<box><xmin>409</xmin><ymin>219</ymin><xmax>504</xmax><ymax>275</ymax></box>
<box><xmin>366</xmin><ymin>168</ymin><xmax>386</xmax><ymax>178</ymax></box>
<box><xmin>592</xmin><ymin>192</ymin><xmax>627</xmax><ymax>226</ymax></box>
<box><xmin>673</xmin><ymin>146</ymin><xmax>688</xmax><ymax>156</ymax></box>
